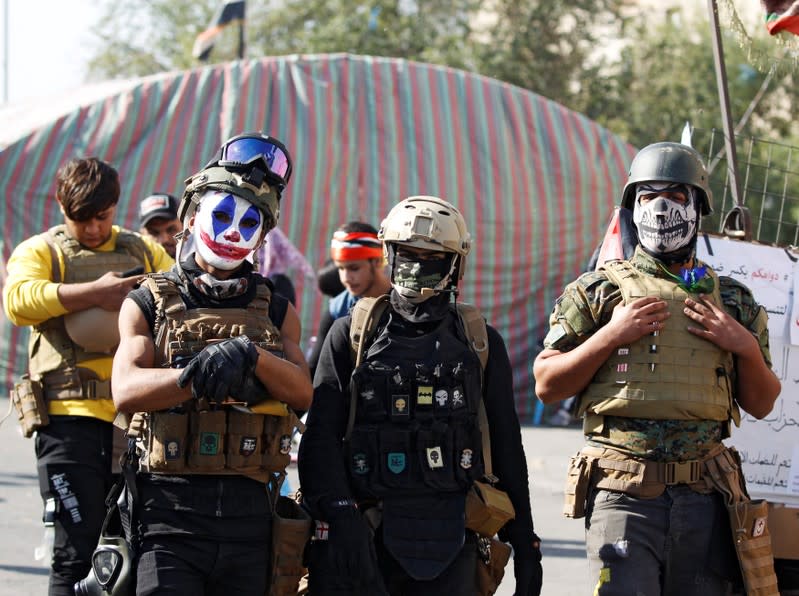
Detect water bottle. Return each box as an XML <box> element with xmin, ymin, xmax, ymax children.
<box><xmin>34</xmin><ymin>498</ymin><xmax>56</xmax><ymax>566</ymax></box>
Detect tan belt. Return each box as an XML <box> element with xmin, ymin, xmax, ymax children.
<box><xmin>580</xmin><ymin>444</ymin><xmax>727</xmax><ymax>498</ymax></box>
<box><xmin>42</xmin><ymin>370</ymin><xmax>112</xmax><ymax>400</ymax></box>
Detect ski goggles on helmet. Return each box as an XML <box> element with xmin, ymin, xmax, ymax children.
<box><xmin>216</xmin><ymin>134</ymin><xmax>293</xmax><ymax>185</ymax></box>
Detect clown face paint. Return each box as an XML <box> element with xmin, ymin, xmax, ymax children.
<box><xmin>633</xmin><ymin>183</ymin><xmax>698</xmax><ymax>256</ymax></box>
<box><xmin>194</xmin><ymin>190</ymin><xmax>264</xmax><ymax>270</ymax></box>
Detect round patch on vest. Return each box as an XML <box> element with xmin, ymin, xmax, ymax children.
<box><xmin>459</xmin><ymin>448</ymin><xmax>473</xmax><ymax>470</ymax></box>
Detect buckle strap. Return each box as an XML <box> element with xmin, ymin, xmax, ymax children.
<box><xmin>662</xmin><ymin>460</ymin><xmax>701</xmax><ymax>485</ymax></box>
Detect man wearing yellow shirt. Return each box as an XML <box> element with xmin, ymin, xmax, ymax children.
<box><xmin>3</xmin><ymin>156</ymin><xmax>172</xmax><ymax>595</ymax></box>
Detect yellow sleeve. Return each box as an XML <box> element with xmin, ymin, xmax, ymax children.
<box><xmin>2</xmin><ymin>234</ymin><xmax>67</xmax><ymax>326</ymax></box>
<box><xmin>139</xmin><ymin>234</ymin><xmax>175</xmax><ymax>272</ymax></box>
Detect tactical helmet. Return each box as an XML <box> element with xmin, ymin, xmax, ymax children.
<box><xmin>379</xmin><ymin>196</ymin><xmax>471</xmax><ymax>301</ymax></box>
<box><xmin>178</xmin><ymin>165</ymin><xmax>281</xmax><ymax>233</ymax></box>
<box><xmin>621</xmin><ymin>142</ymin><xmax>713</xmax><ymax>215</ymax></box>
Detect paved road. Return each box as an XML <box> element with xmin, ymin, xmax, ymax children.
<box><xmin>0</xmin><ymin>399</ymin><xmax>589</xmax><ymax>595</ymax></box>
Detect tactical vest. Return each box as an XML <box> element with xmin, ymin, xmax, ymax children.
<box><xmin>346</xmin><ymin>305</ymin><xmax>485</xmax><ymax>579</ymax></box>
<box><xmin>578</xmin><ymin>260</ymin><xmax>740</xmax><ymax>426</ymax></box>
<box><xmin>29</xmin><ymin>225</ymin><xmax>153</xmax><ymax>401</ymax></box>
<box><xmin>132</xmin><ymin>274</ymin><xmax>294</xmax><ymax>483</ymax></box>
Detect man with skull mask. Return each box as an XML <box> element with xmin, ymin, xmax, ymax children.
<box><xmin>112</xmin><ymin>132</ymin><xmax>312</xmax><ymax>595</ymax></box>
<box><xmin>299</xmin><ymin>196</ymin><xmax>542</xmax><ymax>595</ymax></box>
<box><xmin>534</xmin><ymin>142</ymin><xmax>780</xmax><ymax>595</ymax></box>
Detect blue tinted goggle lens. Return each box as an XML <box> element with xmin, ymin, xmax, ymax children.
<box><xmin>220</xmin><ymin>138</ymin><xmax>291</xmax><ymax>181</ymax></box>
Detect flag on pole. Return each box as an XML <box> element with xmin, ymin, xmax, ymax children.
<box><xmin>192</xmin><ymin>1</ymin><xmax>246</xmax><ymax>61</ymax></box>
<box><xmin>762</xmin><ymin>0</ymin><xmax>799</xmax><ymax>36</ymax></box>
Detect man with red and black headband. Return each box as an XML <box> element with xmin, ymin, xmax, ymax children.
<box><xmin>308</xmin><ymin>222</ymin><xmax>391</xmax><ymax>376</ymax></box>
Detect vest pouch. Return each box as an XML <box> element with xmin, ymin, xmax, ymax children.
<box><xmin>10</xmin><ymin>376</ymin><xmax>48</xmax><ymax>438</ymax></box>
<box><xmin>226</xmin><ymin>410</ymin><xmax>265</xmax><ymax>473</ymax></box>
<box><xmin>147</xmin><ymin>412</ymin><xmax>189</xmax><ymax>473</ymax></box>
<box><xmin>352</xmin><ymin>364</ymin><xmax>390</xmax><ymax>422</ymax></box>
<box><xmin>262</xmin><ymin>414</ymin><xmax>292</xmax><ymax>472</ymax></box>
<box><xmin>346</xmin><ymin>427</ymin><xmax>380</xmax><ymax>496</ymax></box>
<box><xmin>268</xmin><ymin>495</ymin><xmax>313</xmax><ymax>596</ymax></box>
<box><xmin>188</xmin><ymin>410</ymin><xmax>227</xmax><ymax>472</ymax></box>
<box><xmin>563</xmin><ymin>452</ymin><xmax>594</xmax><ymax>519</ymax></box>
<box><xmin>727</xmin><ymin>499</ymin><xmax>779</xmax><ymax>596</ymax></box>
<box><xmin>417</xmin><ymin>422</ymin><xmax>458</xmax><ymax>490</ymax></box>
<box><xmin>475</xmin><ymin>536</ymin><xmax>512</xmax><ymax>596</ymax></box>
<box><xmin>378</xmin><ymin>429</ymin><xmax>414</xmax><ymax>489</ymax></box>
<box><xmin>465</xmin><ymin>481</ymin><xmax>516</xmax><ymax>537</ymax></box>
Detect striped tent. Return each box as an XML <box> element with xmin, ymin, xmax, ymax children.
<box><xmin>0</xmin><ymin>53</ymin><xmax>635</xmax><ymax>422</ymax></box>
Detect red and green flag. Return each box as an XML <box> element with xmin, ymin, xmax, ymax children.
<box><xmin>763</xmin><ymin>0</ymin><xmax>799</xmax><ymax>35</ymax></box>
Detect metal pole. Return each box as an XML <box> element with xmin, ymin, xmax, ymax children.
<box><xmin>707</xmin><ymin>0</ymin><xmax>750</xmax><ymax>239</ymax></box>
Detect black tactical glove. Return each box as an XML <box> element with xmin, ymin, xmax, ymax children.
<box><xmin>512</xmin><ymin>533</ymin><xmax>543</xmax><ymax>596</ymax></box>
<box><xmin>177</xmin><ymin>336</ymin><xmax>260</xmax><ymax>403</ymax></box>
<box><xmin>324</xmin><ymin>502</ymin><xmax>383</xmax><ymax>590</ymax></box>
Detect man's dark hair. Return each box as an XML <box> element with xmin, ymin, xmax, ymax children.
<box><xmin>317</xmin><ymin>259</ymin><xmax>345</xmax><ymax>297</ymax></box>
<box><xmin>56</xmin><ymin>157</ymin><xmax>120</xmax><ymax>221</ymax></box>
<box><xmin>338</xmin><ymin>221</ymin><xmax>378</xmax><ymax>235</ymax></box>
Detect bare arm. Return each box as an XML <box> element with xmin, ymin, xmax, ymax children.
<box><xmin>252</xmin><ymin>302</ymin><xmax>312</xmax><ymax>411</ymax></box>
<box><xmin>534</xmin><ymin>295</ymin><xmax>670</xmax><ymax>403</ymax></box>
<box><xmin>683</xmin><ymin>295</ymin><xmax>780</xmax><ymax>419</ymax></box>
<box><xmin>112</xmin><ymin>297</ymin><xmax>190</xmax><ymax>413</ymax></box>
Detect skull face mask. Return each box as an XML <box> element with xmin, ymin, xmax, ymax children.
<box><xmin>633</xmin><ymin>182</ymin><xmax>698</xmax><ymax>258</ymax></box>
<box><xmin>193</xmin><ymin>190</ymin><xmax>265</xmax><ymax>270</ymax></box>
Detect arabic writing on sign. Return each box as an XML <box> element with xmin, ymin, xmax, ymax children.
<box><xmin>738</xmin><ymin>447</ymin><xmax>792</xmax><ymax>491</ymax></box>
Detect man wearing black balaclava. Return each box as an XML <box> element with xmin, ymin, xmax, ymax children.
<box><xmin>299</xmin><ymin>195</ymin><xmax>542</xmax><ymax>595</ymax></box>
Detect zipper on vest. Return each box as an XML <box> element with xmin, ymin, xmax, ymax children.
<box><xmin>216</xmin><ymin>478</ymin><xmax>223</xmax><ymax>518</ymax></box>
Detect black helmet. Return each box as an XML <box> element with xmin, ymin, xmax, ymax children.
<box><xmin>621</xmin><ymin>142</ymin><xmax>712</xmax><ymax>215</ymax></box>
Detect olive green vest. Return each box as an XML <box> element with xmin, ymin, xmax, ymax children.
<box><xmin>133</xmin><ymin>274</ymin><xmax>294</xmax><ymax>482</ymax></box>
<box><xmin>578</xmin><ymin>260</ymin><xmax>740</xmax><ymax>425</ymax></box>
<box><xmin>29</xmin><ymin>225</ymin><xmax>153</xmax><ymax>400</ymax></box>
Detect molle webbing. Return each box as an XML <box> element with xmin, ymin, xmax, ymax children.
<box><xmin>578</xmin><ymin>260</ymin><xmax>738</xmax><ymax>424</ymax></box>
<box><xmin>129</xmin><ymin>408</ymin><xmax>297</xmax><ymax>482</ymax></box>
<box><xmin>143</xmin><ymin>274</ymin><xmax>282</xmax><ymax>369</ymax></box>
<box><xmin>28</xmin><ymin>227</ymin><xmax>152</xmax><ymax>399</ymax></box>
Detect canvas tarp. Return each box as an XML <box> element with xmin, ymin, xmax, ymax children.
<box><xmin>0</xmin><ymin>53</ymin><xmax>635</xmax><ymax>422</ymax></box>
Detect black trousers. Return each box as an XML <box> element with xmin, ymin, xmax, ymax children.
<box><xmin>135</xmin><ymin>534</ymin><xmax>271</xmax><ymax>596</ymax></box>
<box><xmin>35</xmin><ymin>416</ymin><xmax>114</xmax><ymax>596</ymax></box>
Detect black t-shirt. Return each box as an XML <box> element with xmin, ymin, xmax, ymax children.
<box><xmin>298</xmin><ymin>305</ymin><xmax>536</xmax><ymax>549</ymax></box>
<box><xmin>127</xmin><ymin>260</ymin><xmax>289</xmax><ymax>541</ymax></box>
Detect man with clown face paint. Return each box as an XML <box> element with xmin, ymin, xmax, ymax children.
<box><xmin>194</xmin><ymin>190</ymin><xmax>267</xmax><ymax>270</ymax></box>
<box><xmin>534</xmin><ymin>142</ymin><xmax>780</xmax><ymax>595</ymax></box>
<box><xmin>112</xmin><ymin>132</ymin><xmax>312</xmax><ymax>595</ymax></box>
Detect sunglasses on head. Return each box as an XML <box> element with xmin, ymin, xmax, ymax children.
<box><xmin>216</xmin><ymin>134</ymin><xmax>293</xmax><ymax>185</ymax></box>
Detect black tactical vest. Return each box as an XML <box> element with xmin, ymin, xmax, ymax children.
<box><xmin>346</xmin><ymin>308</ymin><xmax>484</xmax><ymax>580</ymax></box>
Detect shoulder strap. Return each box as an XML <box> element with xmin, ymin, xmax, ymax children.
<box><xmin>42</xmin><ymin>229</ymin><xmax>62</xmax><ymax>283</ymax></box>
<box><xmin>454</xmin><ymin>302</ymin><xmax>497</xmax><ymax>480</ymax></box>
<box><xmin>344</xmin><ymin>294</ymin><xmax>391</xmax><ymax>442</ymax></box>
<box><xmin>455</xmin><ymin>303</ymin><xmax>488</xmax><ymax>372</ymax></box>
<box><xmin>349</xmin><ymin>294</ymin><xmax>391</xmax><ymax>369</ymax></box>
